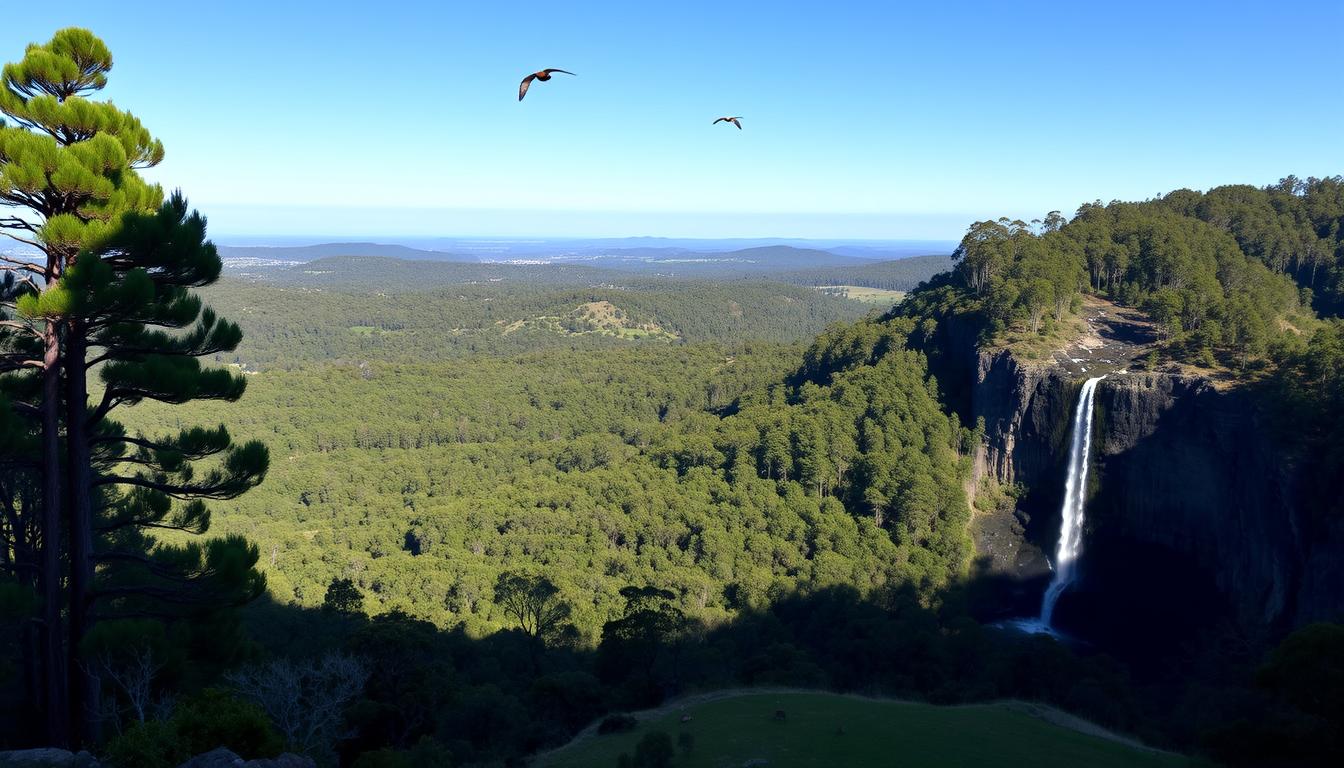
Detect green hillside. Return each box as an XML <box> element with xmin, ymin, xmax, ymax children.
<box><xmin>539</xmin><ymin>691</ymin><xmax>1196</xmax><ymax>768</ymax></box>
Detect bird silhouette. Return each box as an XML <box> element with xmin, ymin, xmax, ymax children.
<box><xmin>713</xmin><ymin>116</ymin><xmax>743</xmax><ymax>130</ymax></box>
<box><xmin>518</xmin><ymin>69</ymin><xmax>576</xmax><ymax>101</ymax></box>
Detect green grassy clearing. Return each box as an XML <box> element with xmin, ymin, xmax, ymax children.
<box><xmin>537</xmin><ymin>691</ymin><xmax>1199</xmax><ymax>768</ymax></box>
<box><xmin>814</xmin><ymin>285</ymin><xmax>907</xmax><ymax>305</ymax></box>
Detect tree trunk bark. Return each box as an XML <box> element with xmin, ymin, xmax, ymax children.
<box><xmin>64</xmin><ymin>322</ymin><xmax>99</xmax><ymax>748</ymax></box>
<box><xmin>39</xmin><ymin>322</ymin><xmax>68</xmax><ymax>748</ymax></box>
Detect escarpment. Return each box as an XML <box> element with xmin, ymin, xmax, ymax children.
<box><xmin>957</xmin><ymin>312</ymin><xmax>1344</xmax><ymax>635</ymax></box>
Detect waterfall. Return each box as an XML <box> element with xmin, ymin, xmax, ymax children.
<box><xmin>1037</xmin><ymin>375</ymin><xmax>1105</xmax><ymax>629</ymax></box>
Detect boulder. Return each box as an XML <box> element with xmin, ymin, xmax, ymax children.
<box><xmin>174</xmin><ymin>750</ymin><xmax>315</xmax><ymax>768</ymax></box>
<box><xmin>177</xmin><ymin>748</ymin><xmax>243</xmax><ymax>768</ymax></box>
<box><xmin>244</xmin><ymin>756</ymin><xmax>315</xmax><ymax>768</ymax></box>
<box><xmin>0</xmin><ymin>750</ymin><xmax>99</xmax><ymax>768</ymax></box>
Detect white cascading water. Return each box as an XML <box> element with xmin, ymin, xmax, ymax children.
<box><xmin>1037</xmin><ymin>375</ymin><xmax>1105</xmax><ymax>629</ymax></box>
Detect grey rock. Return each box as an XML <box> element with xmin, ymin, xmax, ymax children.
<box><xmin>177</xmin><ymin>748</ymin><xmax>243</xmax><ymax>768</ymax></box>
<box><xmin>174</xmin><ymin>751</ymin><xmax>315</xmax><ymax>768</ymax></box>
<box><xmin>245</xmin><ymin>755</ymin><xmax>315</xmax><ymax>768</ymax></box>
<box><xmin>0</xmin><ymin>750</ymin><xmax>99</xmax><ymax>768</ymax></box>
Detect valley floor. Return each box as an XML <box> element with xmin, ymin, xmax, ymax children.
<box><xmin>536</xmin><ymin>690</ymin><xmax>1200</xmax><ymax>768</ymax></box>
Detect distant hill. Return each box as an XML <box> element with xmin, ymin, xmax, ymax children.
<box><xmin>218</xmin><ymin>242</ymin><xmax>473</xmax><ymax>263</ymax></box>
<box><xmin>551</xmin><ymin>245</ymin><xmax>871</xmax><ymax>275</ymax></box>
<box><xmin>386</xmin><ymin>236</ymin><xmax>959</xmax><ymax>258</ymax></box>
<box><xmin>228</xmin><ymin>255</ymin><xmax>630</xmax><ymax>290</ymax></box>
<box><xmin>219</xmin><ymin>243</ymin><xmax>953</xmax><ymax>283</ymax></box>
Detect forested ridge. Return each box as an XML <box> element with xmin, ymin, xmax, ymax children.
<box><xmin>899</xmin><ymin>177</ymin><xmax>1344</xmax><ymax>522</ymax></box>
<box><xmin>906</xmin><ymin>177</ymin><xmax>1344</xmax><ymax>374</ymax></box>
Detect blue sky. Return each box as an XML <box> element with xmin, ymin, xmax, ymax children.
<box><xmin>3</xmin><ymin>1</ymin><xmax>1341</xmax><ymax>239</ymax></box>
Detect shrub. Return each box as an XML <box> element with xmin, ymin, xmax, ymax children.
<box><xmin>103</xmin><ymin>690</ymin><xmax>281</xmax><ymax>768</ymax></box>
<box><xmin>353</xmin><ymin>736</ymin><xmax>455</xmax><ymax>768</ymax></box>
<box><xmin>104</xmin><ymin>719</ymin><xmax>184</xmax><ymax>768</ymax></box>
<box><xmin>597</xmin><ymin>713</ymin><xmax>638</xmax><ymax>735</ymax></box>
<box><xmin>173</xmin><ymin>689</ymin><xmax>284</xmax><ymax>759</ymax></box>
<box><xmin>633</xmin><ymin>730</ymin><xmax>674</xmax><ymax>768</ymax></box>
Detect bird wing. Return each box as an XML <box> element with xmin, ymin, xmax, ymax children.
<box><xmin>518</xmin><ymin>73</ymin><xmax>536</xmax><ymax>101</ymax></box>
<box><xmin>544</xmin><ymin>69</ymin><xmax>576</xmax><ymax>76</ymax></box>
<box><xmin>713</xmin><ymin>117</ymin><xmax>728</xmax><ymax>124</ymax></box>
<box><xmin>731</xmin><ymin>118</ymin><xmax>742</xmax><ymax>129</ymax></box>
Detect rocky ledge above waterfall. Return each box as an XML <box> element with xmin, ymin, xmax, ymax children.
<box><xmin>962</xmin><ymin>299</ymin><xmax>1344</xmax><ymax>634</ymax></box>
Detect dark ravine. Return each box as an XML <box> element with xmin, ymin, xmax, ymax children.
<box><xmin>964</xmin><ymin>344</ymin><xmax>1344</xmax><ymax>637</ymax></box>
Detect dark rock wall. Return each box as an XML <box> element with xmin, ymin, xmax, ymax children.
<box><xmin>965</xmin><ymin>350</ymin><xmax>1344</xmax><ymax>633</ymax></box>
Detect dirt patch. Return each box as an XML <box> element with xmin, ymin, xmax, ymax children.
<box><xmin>1049</xmin><ymin>296</ymin><xmax>1157</xmax><ymax>377</ymax></box>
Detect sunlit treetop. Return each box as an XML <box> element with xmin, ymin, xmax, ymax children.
<box><xmin>0</xmin><ymin>27</ymin><xmax>163</xmax><ymax>262</ymax></box>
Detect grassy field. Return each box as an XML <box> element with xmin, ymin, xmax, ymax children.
<box><xmin>815</xmin><ymin>285</ymin><xmax>907</xmax><ymax>305</ymax></box>
<box><xmin>537</xmin><ymin>691</ymin><xmax>1199</xmax><ymax>768</ymax></box>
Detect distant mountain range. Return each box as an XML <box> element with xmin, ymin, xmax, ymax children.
<box><xmin>221</xmin><ymin>251</ymin><xmax>956</xmax><ymax>294</ymax></box>
<box><xmin>217</xmin><ymin>240</ymin><xmax>955</xmax><ymax>279</ymax></box>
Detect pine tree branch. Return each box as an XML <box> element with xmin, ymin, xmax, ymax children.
<box><xmin>92</xmin><ymin>551</ymin><xmax>209</xmax><ymax>584</ymax></box>
<box><xmin>92</xmin><ymin>586</ymin><xmax>213</xmax><ymax>605</ymax></box>
<box><xmin>92</xmin><ymin>474</ymin><xmax>247</xmax><ymax>500</ymax></box>
<box><xmin>0</xmin><ymin>400</ymin><xmax>38</xmax><ymax>418</ymax></box>
<box><xmin>95</xmin><ymin>517</ymin><xmax>204</xmax><ymax>536</ymax></box>
<box><xmin>0</xmin><ymin>231</ymin><xmax>44</xmax><ymax>252</ymax></box>
<box><xmin>90</xmin><ymin>432</ymin><xmax>225</xmax><ymax>460</ymax></box>
<box><xmin>89</xmin><ymin>389</ymin><xmax>127</xmax><ymax>426</ymax></box>
<box><xmin>0</xmin><ymin>356</ymin><xmax>45</xmax><ymax>372</ymax></box>
<box><xmin>0</xmin><ymin>255</ymin><xmax>43</xmax><ymax>276</ymax></box>
<box><xmin>0</xmin><ymin>320</ymin><xmax>42</xmax><ymax>339</ymax></box>
<box><xmin>0</xmin><ymin>215</ymin><xmax>40</xmax><ymax>232</ymax></box>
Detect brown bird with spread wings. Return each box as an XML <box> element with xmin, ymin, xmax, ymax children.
<box><xmin>713</xmin><ymin>116</ymin><xmax>743</xmax><ymax>130</ymax></box>
<box><xmin>518</xmin><ymin>69</ymin><xmax>576</xmax><ymax>101</ymax></box>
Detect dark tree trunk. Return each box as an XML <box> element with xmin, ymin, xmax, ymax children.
<box><xmin>39</xmin><ymin>323</ymin><xmax>68</xmax><ymax>748</ymax></box>
<box><xmin>64</xmin><ymin>322</ymin><xmax>99</xmax><ymax>748</ymax></box>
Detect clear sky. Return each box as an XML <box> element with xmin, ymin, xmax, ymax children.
<box><xmin>2</xmin><ymin>1</ymin><xmax>1341</xmax><ymax>240</ymax></box>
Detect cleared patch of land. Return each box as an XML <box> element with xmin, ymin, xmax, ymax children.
<box><xmin>537</xmin><ymin>691</ymin><xmax>1195</xmax><ymax>768</ymax></box>
<box><xmin>814</xmin><ymin>285</ymin><xmax>907</xmax><ymax>305</ymax></box>
<box><xmin>503</xmin><ymin>300</ymin><xmax>680</xmax><ymax>340</ymax></box>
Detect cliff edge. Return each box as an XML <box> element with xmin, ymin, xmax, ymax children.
<box><xmin>962</xmin><ymin>298</ymin><xmax>1343</xmax><ymax>634</ymax></box>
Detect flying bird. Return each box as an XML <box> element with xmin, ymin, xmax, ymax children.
<box><xmin>518</xmin><ymin>69</ymin><xmax>576</xmax><ymax>101</ymax></box>
<box><xmin>713</xmin><ymin>116</ymin><xmax>743</xmax><ymax>130</ymax></box>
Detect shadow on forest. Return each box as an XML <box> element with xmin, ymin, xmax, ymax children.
<box><xmin>2</xmin><ymin>569</ymin><xmax>1337</xmax><ymax>766</ymax></box>
<box><xmin>210</xmin><ymin>575</ymin><xmax>1296</xmax><ymax>767</ymax></box>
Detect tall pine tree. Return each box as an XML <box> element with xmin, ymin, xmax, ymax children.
<box><xmin>2</xmin><ymin>29</ymin><xmax>267</xmax><ymax>747</ymax></box>
<box><xmin>1</xmin><ymin>27</ymin><xmax>161</xmax><ymax>746</ymax></box>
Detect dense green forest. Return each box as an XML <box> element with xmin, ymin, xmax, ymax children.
<box><xmin>124</xmin><ymin>323</ymin><xmax>974</xmax><ymax>638</ymax></box>
<box><xmin>199</xmin><ymin>274</ymin><xmax>879</xmax><ymax>370</ymax></box>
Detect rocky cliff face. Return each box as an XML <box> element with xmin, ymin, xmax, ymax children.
<box><xmin>966</xmin><ymin>347</ymin><xmax>1344</xmax><ymax>634</ymax></box>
